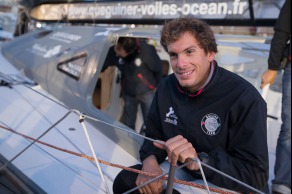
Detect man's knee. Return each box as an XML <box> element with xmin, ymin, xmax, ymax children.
<box><xmin>113</xmin><ymin>164</ymin><xmax>182</xmax><ymax>194</ymax></box>
<box><xmin>113</xmin><ymin>164</ymin><xmax>142</xmax><ymax>194</ymax></box>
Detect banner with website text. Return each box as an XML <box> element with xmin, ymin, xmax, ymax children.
<box><xmin>29</xmin><ymin>0</ymin><xmax>284</xmax><ymax>26</ymax></box>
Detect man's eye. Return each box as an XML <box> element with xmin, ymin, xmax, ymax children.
<box><xmin>169</xmin><ymin>53</ymin><xmax>177</xmax><ymax>58</ymax></box>
<box><xmin>186</xmin><ymin>49</ymin><xmax>194</xmax><ymax>55</ymax></box>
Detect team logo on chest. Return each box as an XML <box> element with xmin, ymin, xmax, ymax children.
<box><xmin>164</xmin><ymin>107</ymin><xmax>178</xmax><ymax>126</ymax></box>
<box><xmin>201</xmin><ymin>113</ymin><xmax>221</xmax><ymax>136</ymax></box>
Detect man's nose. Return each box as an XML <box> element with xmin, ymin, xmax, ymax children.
<box><xmin>177</xmin><ymin>55</ymin><xmax>186</xmax><ymax>68</ymax></box>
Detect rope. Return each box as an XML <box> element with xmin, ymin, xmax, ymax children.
<box><xmin>0</xmin><ymin>73</ymin><xmax>262</xmax><ymax>193</ymax></box>
<box><xmin>0</xmin><ymin>110</ymin><xmax>72</xmax><ymax>171</ymax></box>
<box><xmin>78</xmin><ymin>114</ymin><xmax>264</xmax><ymax>194</ymax></box>
<box><xmin>0</xmin><ymin>124</ymin><xmax>236</xmax><ymax>194</ymax></box>
<box><xmin>79</xmin><ymin>115</ymin><xmax>110</xmax><ymax>194</ymax></box>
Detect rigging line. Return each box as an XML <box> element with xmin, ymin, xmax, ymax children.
<box><xmin>74</xmin><ymin>113</ymin><xmax>265</xmax><ymax>194</ymax></box>
<box><xmin>1</xmin><ymin>72</ymin><xmax>196</xmax><ymax>190</ymax></box>
<box><xmin>0</xmin><ymin>123</ymin><xmax>107</xmax><ymax>191</ymax></box>
<box><xmin>0</xmin><ymin>73</ymin><xmax>100</xmax><ymax>172</ymax></box>
<box><xmin>123</xmin><ymin>160</ymin><xmax>195</xmax><ymax>194</ymax></box>
<box><xmin>196</xmin><ymin>160</ymin><xmax>265</xmax><ymax>194</ymax></box>
<box><xmin>0</xmin><ymin>72</ymin><xmax>69</xmax><ymax>110</ymax></box>
<box><xmin>0</xmin><ymin>109</ymin><xmax>110</xmax><ymax>194</ymax></box>
<box><xmin>197</xmin><ymin>159</ymin><xmax>211</xmax><ymax>194</ymax></box>
<box><xmin>0</xmin><ymin>73</ymin><xmax>35</xmax><ymax>85</ymax></box>
<box><xmin>79</xmin><ymin>114</ymin><xmax>110</xmax><ymax>194</ymax></box>
<box><xmin>79</xmin><ymin>113</ymin><xmax>163</xmax><ymax>145</ymax></box>
<box><xmin>1</xmin><ymin>73</ymin><xmax>118</xmax><ymax>190</ymax></box>
<box><xmin>1</xmin><ymin>72</ymin><xmax>152</xmax><ymax>143</ymax></box>
<box><xmin>1</xmin><ymin>110</ymin><xmax>207</xmax><ymax>194</ymax></box>
<box><xmin>0</xmin><ymin>110</ymin><xmax>73</xmax><ymax>172</ymax></box>
<box><xmin>70</xmin><ymin>111</ymin><xmax>211</xmax><ymax>192</ymax></box>
<box><xmin>0</xmin><ymin>124</ymin><xmax>234</xmax><ymax>194</ymax></box>
<box><xmin>0</xmin><ymin>123</ymin><xmax>100</xmax><ymax>190</ymax></box>
<box><xmin>0</xmin><ymin>73</ymin><xmax>266</xmax><ymax>193</ymax></box>
<box><xmin>125</xmin><ymin>159</ymin><xmax>214</xmax><ymax>194</ymax></box>
<box><xmin>164</xmin><ymin>160</ymin><xmax>210</xmax><ymax>194</ymax></box>
<box><xmin>0</xmin><ymin>120</ymin><xmax>102</xmax><ymax>190</ymax></box>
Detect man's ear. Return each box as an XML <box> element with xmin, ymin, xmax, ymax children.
<box><xmin>208</xmin><ymin>52</ymin><xmax>215</xmax><ymax>62</ymax></box>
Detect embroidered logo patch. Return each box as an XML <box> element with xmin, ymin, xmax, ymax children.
<box><xmin>164</xmin><ymin>107</ymin><xmax>178</xmax><ymax>126</ymax></box>
<box><xmin>135</xmin><ymin>58</ymin><xmax>142</xmax><ymax>67</ymax></box>
<box><xmin>201</xmin><ymin>113</ymin><xmax>221</xmax><ymax>136</ymax></box>
<box><xmin>118</xmin><ymin>58</ymin><xmax>125</xmax><ymax>65</ymax></box>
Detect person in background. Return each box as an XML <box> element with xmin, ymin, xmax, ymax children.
<box><xmin>103</xmin><ymin>37</ymin><xmax>163</xmax><ymax>132</ymax></box>
<box><xmin>113</xmin><ymin>17</ymin><xmax>269</xmax><ymax>193</ymax></box>
<box><xmin>261</xmin><ymin>0</ymin><xmax>291</xmax><ymax>193</ymax></box>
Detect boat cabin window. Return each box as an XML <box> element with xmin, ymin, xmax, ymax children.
<box><xmin>57</xmin><ymin>54</ymin><xmax>87</xmax><ymax>80</ymax></box>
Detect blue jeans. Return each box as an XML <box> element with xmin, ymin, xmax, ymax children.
<box><xmin>272</xmin><ymin>62</ymin><xmax>291</xmax><ymax>194</ymax></box>
<box><xmin>122</xmin><ymin>90</ymin><xmax>155</xmax><ymax>130</ymax></box>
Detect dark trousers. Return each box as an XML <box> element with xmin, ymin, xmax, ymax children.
<box><xmin>122</xmin><ymin>91</ymin><xmax>155</xmax><ymax>130</ymax></box>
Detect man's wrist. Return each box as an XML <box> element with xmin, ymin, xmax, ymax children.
<box><xmin>198</xmin><ymin>152</ymin><xmax>209</xmax><ymax>164</ymax></box>
<box><xmin>193</xmin><ymin>152</ymin><xmax>209</xmax><ymax>174</ymax></box>
<box><xmin>143</xmin><ymin>155</ymin><xmax>158</xmax><ymax>165</ymax></box>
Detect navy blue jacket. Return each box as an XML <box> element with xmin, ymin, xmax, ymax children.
<box><xmin>268</xmin><ymin>0</ymin><xmax>291</xmax><ymax>70</ymax></box>
<box><xmin>103</xmin><ymin>39</ymin><xmax>163</xmax><ymax>96</ymax></box>
<box><xmin>140</xmin><ymin>62</ymin><xmax>269</xmax><ymax>193</ymax></box>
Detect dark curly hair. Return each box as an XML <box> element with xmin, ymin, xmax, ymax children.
<box><xmin>117</xmin><ymin>37</ymin><xmax>138</xmax><ymax>53</ymax></box>
<box><xmin>160</xmin><ymin>17</ymin><xmax>218</xmax><ymax>54</ymax></box>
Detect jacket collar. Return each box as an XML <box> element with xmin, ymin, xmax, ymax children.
<box><xmin>176</xmin><ymin>60</ymin><xmax>216</xmax><ymax>97</ymax></box>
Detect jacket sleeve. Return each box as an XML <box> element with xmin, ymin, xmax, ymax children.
<box><xmin>268</xmin><ymin>0</ymin><xmax>291</xmax><ymax>70</ymax></box>
<box><xmin>143</xmin><ymin>44</ymin><xmax>163</xmax><ymax>84</ymax></box>
<box><xmin>139</xmin><ymin>91</ymin><xmax>168</xmax><ymax>163</ymax></box>
<box><xmin>205</xmin><ymin>98</ymin><xmax>269</xmax><ymax>193</ymax></box>
<box><xmin>101</xmin><ymin>46</ymin><xmax>120</xmax><ymax>72</ymax></box>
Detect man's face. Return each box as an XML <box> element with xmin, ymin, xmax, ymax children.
<box><xmin>167</xmin><ymin>32</ymin><xmax>215</xmax><ymax>93</ymax></box>
<box><xmin>114</xmin><ymin>44</ymin><xmax>128</xmax><ymax>58</ymax></box>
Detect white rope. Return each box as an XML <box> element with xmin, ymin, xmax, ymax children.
<box><xmin>1</xmin><ymin>73</ymin><xmax>266</xmax><ymax>194</ymax></box>
<box><xmin>77</xmin><ymin>113</ymin><xmax>266</xmax><ymax>194</ymax></box>
<box><xmin>197</xmin><ymin>160</ymin><xmax>265</xmax><ymax>194</ymax></box>
<box><xmin>0</xmin><ymin>110</ymin><xmax>73</xmax><ymax>171</ymax></box>
<box><xmin>196</xmin><ymin>158</ymin><xmax>211</xmax><ymax>194</ymax></box>
<box><xmin>79</xmin><ymin>114</ymin><xmax>110</xmax><ymax>194</ymax></box>
<box><xmin>123</xmin><ymin>160</ymin><xmax>194</xmax><ymax>194</ymax></box>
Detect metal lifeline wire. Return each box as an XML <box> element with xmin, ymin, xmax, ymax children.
<box><xmin>123</xmin><ymin>159</ymin><xmax>210</xmax><ymax>194</ymax></box>
<box><xmin>0</xmin><ymin>125</ymin><xmax>264</xmax><ymax>194</ymax></box>
<box><xmin>0</xmin><ymin>122</ymin><xmax>102</xmax><ymax>191</ymax></box>
<box><xmin>0</xmin><ymin>110</ymin><xmax>73</xmax><ymax>172</ymax></box>
<box><xmin>0</xmin><ymin>109</ymin><xmax>110</xmax><ymax>194</ymax></box>
<box><xmin>0</xmin><ymin>73</ymin><xmax>112</xmax><ymax>192</ymax></box>
<box><xmin>0</xmin><ymin>124</ymin><xmax>235</xmax><ymax>194</ymax></box>
<box><xmin>81</xmin><ymin>113</ymin><xmax>265</xmax><ymax>194</ymax></box>
<box><xmin>0</xmin><ymin>73</ymin><xmax>265</xmax><ymax>194</ymax></box>
<box><xmin>0</xmin><ymin>73</ymin><xmax>109</xmax><ymax>190</ymax></box>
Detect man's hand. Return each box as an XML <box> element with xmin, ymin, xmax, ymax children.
<box><xmin>154</xmin><ymin>135</ymin><xmax>199</xmax><ymax>171</ymax></box>
<box><xmin>260</xmin><ymin>69</ymin><xmax>278</xmax><ymax>89</ymax></box>
<box><xmin>136</xmin><ymin>155</ymin><xmax>163</xmax><ymax>194</ymax></box>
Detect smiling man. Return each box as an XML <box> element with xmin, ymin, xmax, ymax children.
<box><xmin>113</xmin><ymin>18</ymin><xmax>269</xmax><ymax>194</ymax></box>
